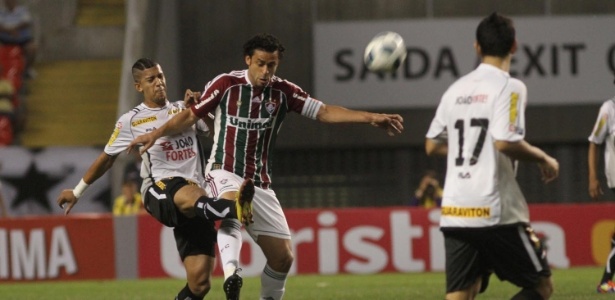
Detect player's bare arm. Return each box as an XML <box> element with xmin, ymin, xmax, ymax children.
<box><xmin>128</xmin><ymin>108</ymin><xmax>200</xmax><ymax>155</ymax></box>
<box><xmin>56</xmin><ymin>152</ymin><xmax>117</xmax><ymax>215</ymax></box>
<box><xmin>495</xmin><ymin>140</ymin><xmax>559</xmax><ymax>183</ymax></box>
<box><xmin>315</xmin><ymin>103</ymin><xmax>404</xmax><ymax>136</ymax></box>
<box><xmin>588</xmin><ymin>142</ymin><xmax>603</xmax><ymax>200</ymax></box>
<box><xmin>425</xmin><ymin>138</ymin><xmax>448</xmax><ymax>156</ymax></box>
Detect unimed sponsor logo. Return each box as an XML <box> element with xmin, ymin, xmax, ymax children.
<box><xmin>228</xmin><ymin>116</ymin><xmax>273</xmax><ymax>130</ymax></box>
<box><xmin>0</xmin><ymin>227</ymin><xmax>77</xmax><ymax>280</ymax></box>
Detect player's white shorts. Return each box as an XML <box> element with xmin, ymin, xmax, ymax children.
<box><xmin>204</xmin><ymin>169</ymin><xmax>291</xmax><ymax>241</ymax></box>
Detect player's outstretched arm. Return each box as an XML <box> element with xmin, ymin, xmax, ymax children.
<box><xmin>128</xmin><ymin>108</ymin><xmax>200</xmax><ymax>155</ymax></box>
<box><xmin>56</xmin><ymin>152</ymin><xmax>117</xmax><ymax>215</ymax></box>
<box><xmin>316</xmin><ymin>104</ymin><xmax>404</xmax><ymax>136</ymax></box>
<box><xmin>588</xmin><ymin>142</ymin><xmax>603</xmax><ymax>200</ymax></box>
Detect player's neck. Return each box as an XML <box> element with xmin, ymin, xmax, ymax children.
<box><xmin>143</xmin><ymin>98</ymin><xmax>166</xmax><ymax>108</ymax></box>
<box><xmin>482</xmin><ymin>55</ymin><xmax>512</xmax><ymax>72</ymax></box>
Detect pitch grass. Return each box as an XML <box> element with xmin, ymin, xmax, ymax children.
<box><xmin>0</xmin><ymin>267</ymin><xmax>605</xmax><ymax>299</ymax></box>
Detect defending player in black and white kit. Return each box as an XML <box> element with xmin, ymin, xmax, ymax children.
<box><xmin>56</xmin><ymin>58</ymin><xmax>253</xmax><ymax>300</ymax></box>
<box><xmin>425</xmin><ymin>13</ymin><xmax>559</xmax><ymax>300</ymax></box>
<box><xmin>588</xmin><ymin>97</ymin><xmax>615</xmax><ymax>293</ymax></box>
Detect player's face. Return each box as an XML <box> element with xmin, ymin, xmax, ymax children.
<box><xmin>135</xmin><ymin>65</ymin><xmax>167</xmax><ymax>107</ymax></box>
<box><xmin>245</xmin><ymin>49</ymin><xmax>279</xmax><ymax>88</ymax></box>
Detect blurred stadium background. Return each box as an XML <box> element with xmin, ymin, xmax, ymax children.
<box><xmin>3</xmin><ymin>0</ymin><xmax>611</xmax><ymax>212</ymax></box>
<box><xmin>0</xmin><ymin>0</ymin><xmax>613</xmax><ymax>294</ymax></box>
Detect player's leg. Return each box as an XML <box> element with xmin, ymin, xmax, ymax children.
<box><xmin>155</xmin><ymin>177</ymin><xmax>245</xmax><ymax>222</ymax></box>
<box><xmin>201</xmin><ymin>170</ymin><xmax>255</xmax><ymax>300</ymax></box>
<box><xmin>256</xmin><ymin>235</ymin><xmax>293</xmax><ymax>300</ymax></box>
<box><xmin>597</xmin><ymin>229</ymin><xmax>615</xmax><ymax>293</ymax></box>
<box><xmin>244</xmin><ymin>186</ymin><xmax>293</xmax><ymax>300</ymax></box>
<box><xmin>142</xmin><ymin>180</ymin><xmax>217</xmax><ymax>299</ymax></box>
<box><xmin>202</xmin><ymin>170</ymin><xmax>255</xmax><ymax>225</ymax></box>
<box><xmin>487</xmin><ymin>225</ymin><xmax>553</xmax><ymax>299</ymax></box>
<box><xmin>173</xmin><ymin>216</ymin><xmax>217</xmax><ymax>299</ymax></box>
<box><xmin>176</xmin><ymin>254</ymin><xmax>215</xmax><ymax>299</ymax></box>
<box><xmin>443</xmin><ymin>230</ymin><xmax>485</xmax><ymax>300</ymax></box>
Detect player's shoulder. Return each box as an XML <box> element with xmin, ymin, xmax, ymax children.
<box><xmin>212</xmin><ymin>70</ymin><xmax>246</xmax><ymax>84</ymax></box>
<box><xmin>205</xmin><ymin>70</ymin><xmax>247</xmax><ymax>90</ymax></box>
<box><xmin>270</xmin><ymin>75</ymin><xmax>305</xmax><ymax>92</ymax></box>
<box><xmin>117</xmin><ymin>104</ymin><xmax>144</xmax><ymax>121</ymax></box>
<box><xmin>507</xmin><ymin>77</ymin><xmax>527</xmax><ymax>91</ymax></box>
<box><xmin>603</xmin><ymin>96</ymin><xmax>615</xmax><ymax>106</ymax></box>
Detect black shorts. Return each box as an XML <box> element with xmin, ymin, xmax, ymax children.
<box><xmin>143</xmin><ymin>177</ymin><xmax>217</xmax><ymax>260</ymax></box>
<box><xmin>442</xmin><ymin>223</ymin><xmax>551</xmax><ymax>293</ymax></box>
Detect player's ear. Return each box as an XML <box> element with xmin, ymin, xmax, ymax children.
<box><xmin>244</xmin><ymin>55</ymin><xmax>251</xmax><ymax>66</ymax></box>
<box><xmin>474</xmin><ymin>41</ymin><xmax>481</xmax><ymax>56</ymax></box>
<box><xmin>510</xmin><ymin>39</ymin><xmax>517</xmax><ymax>55</ymax></box>
<box><xmin>134</xmin><ymin>82</ymin><xmax>142</xmax><ymax>93</ymax></box>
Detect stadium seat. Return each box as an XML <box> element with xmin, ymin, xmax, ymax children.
<box><xmin>0</xmin><ymin>45</ymin><xmax>25</xmax><ymax>95</ymax></box>
<box><xmin>0</xmin><ymin>97</ymin><xmax>14</xmax><ymax>145</ymax></box>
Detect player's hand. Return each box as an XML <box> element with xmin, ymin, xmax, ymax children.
<box><xmin>56</xmin><ymin>189</ymin><xmax>79</xmax><ymax>215</ymax></box>
<box><xmin>183</xmin><ymin>89</ymin><xmax>201</xmax><ymax>107</ymax></box>
<box><xmin>538</xmin><ymin>155</ymin><xmax>559</xmax><ymax>184</ymax></box>
<box><xmin>128</xmin><ymin>132</ymin><xmax>157</xmax><ymax>155</ymax></box>
<box><xmin>370</xmin><ymin>113</ymin><xmax>404</xmax><ymax>136</ymax></box>
<box><xmin>588</xmin><ymin>178</ymin><xmax>603</xmax><ymax>200</ymax></box>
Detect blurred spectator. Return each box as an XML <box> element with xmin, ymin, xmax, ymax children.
<box><xmin>123</xmin><ymin>151</ymin><xmax>142</xmax><ymax>188</ymax></box>
<box><xmin>0</xmin><ymin>0</ymin><xmax>37</xmax><ymax>79</ymax></box>
<box><xmin>0</xmin><ymin>78</ymin><xmax>13</xmax><ymax>145</ymax></box>
<box><xmin>409</xmin><ymin>170</ymin><xmax>442</xmax><ymax>208</ymax></box>
<box><xmin>112</xmin><ymin>179</ymin><xmax>143</xmax><ymax>216</ymax></box>
<box><xmin>0</xmin><ymin>162</ymin><xmax>7</xmax><ymax>218</ymax></box>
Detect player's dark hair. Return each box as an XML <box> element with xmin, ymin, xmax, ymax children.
<box><xmin>131</xmin><ymin>58</ymin><xmax>158</xmax><ymax>82</ymax></box>
<box><xmin>476</xmin><ymin>12</ymin><xmax>515</xmax><ymax>58</ymax></box>
<box><xmin>243</xmin><ymin>33</ymin><xmax>285</xmax><ymax>59</ymax></box>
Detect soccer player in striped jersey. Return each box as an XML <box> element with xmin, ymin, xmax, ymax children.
<box><xmin>588</xmin><ymin>96</ymin><xmax>615</xmax><ymax>293</ymax></box>
<box><xmin>57</xmin><ymin>58</ymin><xmax>254</xmax><ymax>300</ymax></box>
<box><xmin>130</xmin><ymin>34</ymin><xmax>404</xmax><ymax>300</ymax></box>
<box><xmin>425</xmin><ymin>13</ymin><xmax>559</xmax><ymax>300</ymax></box>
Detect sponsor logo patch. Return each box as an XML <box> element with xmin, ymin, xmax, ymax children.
<box><xmin>131</xmin><ymin>116</ymin><xmax>157</xmax><ymax>127</ymax></box>
<box><xmin>441</xmin><ymin>206</ymin><xmax>491</xmax><ymax>218</ymax></box>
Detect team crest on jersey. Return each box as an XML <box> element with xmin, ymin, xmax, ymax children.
<box><xmin>265</xmin><ymin>99</ymin><xmax>277</xmax><ymax>115</ymax></box>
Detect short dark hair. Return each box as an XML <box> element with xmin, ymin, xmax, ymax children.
<box><xmin>131</xmin><ymin>58</ymin><xmax>158</xmax><ymax>82</ymax></box>
<box><xmin>476</xmin><ymin>12</ymin><xmax>515</xmax><ymax>58</ymax></box>
<box><xmin>243</xmin><ymin>33</ymin><xmax>285</xmax><ymax>59</ymax></box>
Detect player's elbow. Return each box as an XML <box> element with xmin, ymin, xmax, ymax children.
<box><xmin>494</xmin><ymin>140</ymin><xmax>517</xmax><ymax>154</ymax></box>
<box><xmin>425</xmin><ymin>139</ymin><xmax>445</xmax><ymax>156</ymax></box>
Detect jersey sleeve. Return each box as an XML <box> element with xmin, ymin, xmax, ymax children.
<box><xmin>490</xmin><ymin>79</ymin><xmax>526</xmax><ymax>142</ymax></box>
<box><xmin>426</xmin><ymin>93</ymin><xmax>448</xmax><ymax>140</ymax></box>
<box><xmin>191</xmin><ymin>75</ymin><xmax>227</xmax><ymax>119</ymax></box>
<box><xmin>103</xmin><ymin>113</ymin><xmax>134</xmax><ymax>156</ymax></box>
<box><xmin>588</xmin><ymin>101</ymin><xmax>611</xmax><ymax>144</ymax></box>
<box><xmin>281</xmin><ymin>79</ymin><xmax>322</xmax><ymax>120</ymax></box>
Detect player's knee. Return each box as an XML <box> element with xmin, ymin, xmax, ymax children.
<box><xmin>535</xmin><ymin>277</ymin><xmax>554</xmax><ymax>299</ymax></box>
<box><xmin>189</xmin><ymin>278</ymin><xmax>211</xmax><ymax>297</ymax></box>
<box><xmin>270</xmin><ymin>250</ymin><xmax>294</xmax><ymax>272</ymax></box>
<box><xmin>511</xmin><ymin>277</ymin><xmax>553</xmax><ymax>300</ymax></box>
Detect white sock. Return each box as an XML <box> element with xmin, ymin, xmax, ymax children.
<box><xmin>260</xmin><ymin>264</ymin><xmax>287</xmax><ymax>300</ymax></box>
<box><xmin>218</xmin><ymin>219</ymin><xmax>242</xmax><ymax>280</ymax></box>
